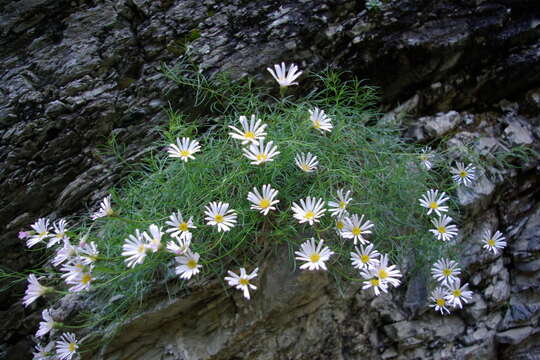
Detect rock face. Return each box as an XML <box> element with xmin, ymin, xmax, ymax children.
<box><xmin>1</xmin><ymin>0</ymin><xmax>539</xmax><ymax>359</ymax></box>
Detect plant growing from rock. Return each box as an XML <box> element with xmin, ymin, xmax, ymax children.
<box><xmin>7</xmin><ymin>61</ymin><xmax>520</xmax><ymax>357</ymax></box>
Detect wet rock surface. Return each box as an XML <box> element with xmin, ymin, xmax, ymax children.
<box><xmin>1</xmin><ymin>0</ymin><xmax>540</xmax><ymax>358</ymax></box>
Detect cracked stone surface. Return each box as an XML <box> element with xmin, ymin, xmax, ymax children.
<box><xmin>1</xmin><ymin>0</ymin><xmax>540</xmax><ymax>359</ymax></box>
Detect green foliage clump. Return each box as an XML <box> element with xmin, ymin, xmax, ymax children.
<box><xmin>81</xmin><ymin>67</ymin><xmax>448</xmax><ymax>329</ymax></box>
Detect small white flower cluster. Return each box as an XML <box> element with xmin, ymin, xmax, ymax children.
<box><xmin>32</xmin><ymin>314</ymin><xmax>79</xmax><ymax>360</ymax></box>
<box><xmin>20</xmin><ymin>217</ymin><xmax>95</xmax><ymax>357</ymax></box>
<box><xmin>122</xmin><ymin>216</ymin><xmax>202</xmax><ymax>280</ymax></box>
<box><xmin>429</xmin><ymin>258</ymin><xmax>473</xmax><ymax>315</ymax></box>
<box><xmin>22</xmin><ymin>218</ymin><xmax>69</xmax><ymax>249</ymax></box>
<box><xmin>34</xmin><ymin>310</ymin><xmax>79</xmax><ymax>359</ymax></box>
<box><xmin>291</xmin><ymin>190</ymin><xmax>402</xmax><ymax>296</ymax></box>
<box><xmin>417</xmin><ymin>150</ymin><xmax>507</xmax><ymax>316</ymax></box>
<box><xmin>418</xmin><ymin>189</ymin><xmax>459</xmax><ymax>242</ymax></box>
<box><xmin>21</xmin><ymin>218</ymin><xmax>98</xmax><ymax>299</ymax></box>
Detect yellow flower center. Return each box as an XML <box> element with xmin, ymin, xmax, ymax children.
<box><xmin>313</xmin><ymin>120</ymin><xmax>321</xmax><ymax>129</ymax></box>
<box><xmin>68</xmin><ymin>343</ymin><xmax>76</xmax><ymax>352</ymax></box>
<box><xmin>56</xmin><ymin>233</ymin><xmax>64</xmax><ymax>239</ymax></box>
<box><xmin>361</xmin><ymin>255</ymin><xmax>370</xmax><ymax>263</ymax></box>
<box><xmin>437</xmin><ymin>226</ymin><xmax>447</xmax><ymax>234</ymax></box>
<box><xmin>487</xmin><ymin>239</ymin><xmax>495</xmax><ymax>246</ymax></box>
<box><xmin>39</xmin><ymin>231</ymin><xmax>48</xmax><ymax>237</ymax></box>
<box><xmin>336</xmin><ymin>221</ymin><xmax>344</xmax><ymax>230</ymax></box>
<box><xmin>81</xmin><ymin>273</ymin><xmax>92</xmax><ymax>285</ymax></box>
<box><xmin>138</xmin><ymin>244</ymin><xmax>146</xmax><ymax>253</ymax></box>
<box><xmin>370</xmin><ymin>278</ymin><xmax>380</xmax><ymax>286</ymax></box>
<box><xmin>179</xmin><ymin>223</ymin><xmax>189</xmax><ymax>231</ymax></box>
<box><xmin>239</xmin><ymin>278</ymin><xmax>250</xmax><ymax>286</ymax></box>
<box><xmin>187</xmin><ymin>259</ymin><xmax>198</xmax><ymax>269</ymax></box>
<box><xmin>459</xmin><ymin>170</ymin><xmax>468</xmax><ymax>178</ymax></box>
<box><xmin>339</xmin><ymin>201</ymin><xmax>347</xmax><ymax>209</ymax></box>
<box><xmin>378</xmin><ymin>269</ymin><xmax>388</xmax><ymax>279</ymax></box>
<box><xmin>259</xmin><ymin>199</ymin><xmax>271</xmax><ymax>209</ymax></box>
<box><xmin>106</xmin><ymin>208</ymin><xmax>114</xmax><ymax>216</ymax></box>
<box><xmin>180</xmin><ymin>150</ymin><xmax>191</xmax><ymax>157</ymax></box>
<box><xmin>429</xmin><ymin>201</ymin><xmax>438</xmax><ymax>209</ymax></box>
<box><xmin>442</xmin><ymin>268</ymin><xmax>452</xmax><ymax>277</ymax></box>
<box><xmin>304</xmin><ymin>211</ymin><xmax>315</xmax><ymax>220</ymax></box>
<box><xmin>309</xmin><ymin>253</ymin><xmax>321</xmax><ymax>263</ymax></box>
<box><xmin>301</xmin><ymin>164</ymin><xmax>311</xmax><ymax>171</ymax></box>
<box><xmin>256</xmin><ymin>153</ymin><xmax>268</xmax><ymax>162</ymax></box>
<box><xmin>214</xmin><ymin>214</ymin><xmax>224</xmax><ymax>223</ymax></box>
<box><xmin>420</xmin><ymin>154</ymin><xmax>428</xmax><ymax>161</ymax></box>
<box><xmin>452</xmin><ymin>289</ymin><xmax>462</xmax><ymax>297</ymax></box>
<box><xmin>244</xmin><ymin>131</ymin><xmax>256</xmax><ymax>139</ymax></box>
<box><xmin>352</xmin><ymin>227</ymin><xmax>362</xmax><ymax>236</ymax></box>
<box><xmin>436</xmin><ymin>298</ymin><xmax>446</xmax><ymax>307</ymax></box>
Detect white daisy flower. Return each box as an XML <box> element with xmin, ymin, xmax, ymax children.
<box><xmin>482</xmin><ymin>229</ymin><xmax>507</xmax><ymax>255</ymax></box>
<box><xmin>36</xmin><ymin>309</ymin><xmax>57</xmax><ymax>338</ymax></box>
<box><xmin>167</xmin><ymin>137</ymin><xmax>201</xmax><ymax>162</ymax></box>
<box><xmin>445</xmin><ymin>279</ymin><xmax>473</xmax><ymax>309</ymax></box>
<box><xmin>66</xmin><ymin>269</ymin><xmax>94</xmax><ymax>293</ymax></box>
<box><xmin>121</xmin><ymin>229</ymin><xmax>148</xmax><ymax>268</ymax></box>
<box><xmin>142</xmin><ymin>224</ymin><xmax>163</xmax><ymax>252</ymax></box>
<box><xmin>294</xmin><ymin>152</ymin><xmax>318</xmax><ymax>172</ymax></box>
<box><xmin>247</xmin><ymin>184</ymin><xmax>280</xmax><ymax>215</ymax></box>
<box><xmin>295</xmin><ymin>238</ymin><xmax>334</xmax><ymax>271</ymax></box>
<box><xmin>224</xmin><ymin>267</ymin><xmax>259</xmax><ymax>300</ymax></box>
<box><xmin>360</xmin><ymin>268</ymin><xmax>389</xmax><ymax>296</ymax></box>
<box><xmin>267</xmin><ymin>62</ymin><xmax>302</xmax><ymax>87</ymax></box>
<box><xmin>166</xmin><ymin>232</ymin><xmax>192</xmax><ymax>256</ymax></box>
<box><xmin>291</xmin><ymin>197</ymin><xmax>326</xmax><ymax>225</ymax></box>
<box><xmin>418</xmin><ymin>189</ymin><xmax>450</xmax><ymax>217</ymax></box>
<box><xmin>431</xmin><ymin>258</ymin><xmax>461</xmax><ymax>286</ymax></box>
<box><xmin>52</xmin><ymin>239</ymin><xmax>78</xmax><ymax>267</ymax></box>
<box><xmin>429</xmin><ymin>215</ymin><xmax>458</xmax><ymax>242</ymax></box>
<box><xmin>91</xmin><ymin>195</ymin><xmax>114</xmax><ymax>220</ymax></box>
<box><xmin>79</xmin><ymin>241</ymin><xmax>99</xmax><ymax>265</ymax></box>
<box><xmin>372</xmin><ymin>254</ymin><xmax>402</xmax><ymax>288</ymax></box>
<box><xmin>350</xmin><ymin>244</ymin><xmax>380</xmax><ymax>270</ymax></box>
<box><xmin>228</xmin><ymin>115</ymin><xmax>267</xmax><ymax>145</ymax></box>
<box><xmin>165</xmin><ymin>211</ymin><xmax>196</xmax><ymax>240</ymax></box>
<box><xmin>33</xmin><ymin>341</ymin><xmax>55</xmax><ymax>360</ymax></box>
<box><xmin>47</xmin><ymin>219</ymin><xmax>69</xmax><ymax>248</ymax></box>
<box><xmin>328</xmin><ymin>189</ymin><xmax>352</xmax><ymax>217</ymax></box>
<box><xmin>23</xmin><ymin>274</ymin><xmax>51</xmax><ymax>307</ymax></box>
<box><xmin>175</xmin><ymin>250</ymin><xmax>202</xmax><ymax>280</ymax></box>
<box><xmin>341</xmin><ymin>214</ymin><xmax>374</xmax><ymax>245</ymax></box>
<box><xmin>419</xmin><ymin>146</ymin><xmax>434</xmax><ymax>170</ymax></box>
<box><xmin>429</xmin><ymin>286</ymin><xmax>451</xmax><ymax>315</ymax></box>
<box><xmin>309</xmin><ymin>108</ymin><xmax>333</xmax><ymax>133</ymax></box>
<box><xmin>451</xmin><ymin>162</ymin><xmax>476</xmax><ymax>187</ymax></box>
<box><xmin>27</xmin><ymin>218</ymin><xmax>51</xmax><ymax>248</ymax></box>
<box><xmin>243</xmin><ymin>140</ymin><xmax>280</xmax><ymax>165</ymax></box>
<box><xmin>204</xmin><ymin>201</ymin><xmax>237</xmax><ymax>232</ymax></box>
<box><xmin>56</xmin><ymin>332</ymin><xmax>78</xmax><ymax>360</ymax></box>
